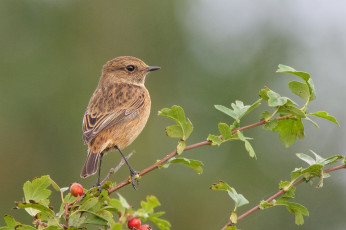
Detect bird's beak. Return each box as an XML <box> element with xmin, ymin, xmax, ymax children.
<box><xmin>146</xmin><ymin>66</ymin><xmax>161</xmax><ymax>72</ymax></box>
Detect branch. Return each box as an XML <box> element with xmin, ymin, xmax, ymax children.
<box><xmin>107</xmin><ymin>114</ymin><xmax>292</xmax><ymax>194</ymax></box>
<box><xmin>221</xmin><ymin>164</ymin><xmax>346</xmax><ymax>230</ymax></box>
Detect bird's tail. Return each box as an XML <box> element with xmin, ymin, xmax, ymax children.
<box><xmin>80</xmin><ymin>150</ymin><xmax>100</xmax><ymax>178</ymax></box>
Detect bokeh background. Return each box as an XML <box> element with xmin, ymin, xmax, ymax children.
<box><xmin>1</xmin><ymin>0</ymin><xmax>345</xmax><ymax>229</ymax></box>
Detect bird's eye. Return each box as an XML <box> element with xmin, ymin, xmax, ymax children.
<box><xmin>126</xmin><ymin>65</ymin><xmax>135</xmax><ymax>72</ymax></box>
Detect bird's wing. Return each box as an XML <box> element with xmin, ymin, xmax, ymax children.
<box><xmin>82</xmin><ymin>96</ymin><xmax>145</xmax><ymax>144</ymax></box>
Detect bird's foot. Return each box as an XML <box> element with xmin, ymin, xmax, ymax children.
<box><xmin>129</xmin><ymin>170</ymin><xmax>140</xmax><ymax>190</ymax></box>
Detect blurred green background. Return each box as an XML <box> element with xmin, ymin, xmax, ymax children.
<box><xmin>1</xmin><ymin>0</ymin><xmax>345</xmax><ymax>229</ymax></box>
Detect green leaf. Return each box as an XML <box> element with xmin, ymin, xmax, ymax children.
<box><xmin>323</xmin><ymin>155</ymin><xmax>344</xmax><ymax>165</ymax></box>
<box><xmin>215</xmin><ymin>100</ymin><xmax>260</xmax><ymax>121</ymax></box>
<box><xmin>259</xmin><ymin>200</ymin><xmax>275</xmax><ymax>209</ymax></box>
<box><xmin>218</xmin><ymin>123</ymin><xmax>232</xmax><ymax>140</ymax></box>
<box><xmin>304</xmin><ymin>117</ymin><xmax>319</xmax><ymax>129</ymax></box>
<box><xmin>118</xmin><ymin>193</ymin><xmax>130</xmax><ymax>209</ymax></box>
<box><xmin>176</xmin><ymin>140</ymin><xmax>186</xmax><ymax>155</ymax></box>
<box><xmin>276</xmin><ymin>200</ymin><xmax>309</xmax><ymax>225</ymax></box>
<box><xmin>278</xmin><ymin>105</ymin><xmax>306</xmax><ymax>118</ymax></box>
<box><xmin>264</xmin><ymin>119</ymin><xmax>278</xmax><ymax>130</ymax></box>
<box><xmin>237</xmin><ymin>131</ymin><xmax>256</xmax><ymax>158</ymax></box>
<box><xmin>16</xmin><ymin>201</ymin><xmax>55</xmax><ymax>217</ymax></box>
<box><xmin>48</xmin><ymin>177</ymin><xmax>60</xmax><ymax>192</ymax></box>
<box><xmin>161</xmin><ymin>157</ymin><xmax>204</xmax><ymax>174</ymax></box>
<box><xmin>290</xmin><ymin>164</ymin><xmax>324</xmax><ymax>181</ymax></box>
<box><xmin>140</xmin><ymin>195</ymin><xmax>160</xmax><ymax>214</ymax></box>
<box><xmin>260</xmin><ymin>111</ymin><xmax>271</xmax><ymax>120</ymax></box>
<box><xmin>230</xmin><ymin>211</ymin><xmax>237</xmax><ymax>224</ymax></box>
<box><xmin>23</xmin><ymin>175</ymin><xmax>52</xmax><ymax>216</ymax></box>
<box><xmin>277</xmin><ymin>64</ymin><xmax>316</xmax><ymax>101</ymax></box>
<box><xmin>149</xmin><ymin>212</ymin><xmax>171</xmax><ymax>230</ymax></box>
<box><xmin>279</xmin><ymin>181</ymin><xmax>296</xmax><ymax>198</ymax></box>
<box><xmin>79</xmin><ymin>197</ymin><xmax>98</xmax><ymax>211</ymax></box>
<box><xmin>3</xmin><ymin>215</ymin><xmax>19</xmax><ymax>229</ymax></box>
<box><xmin>288</xmin><ymin>81</ymin><xmax>310</xmax><ymax>101</ymax></box>
<box><xmin>308</xmin><ymin>111</ymin><xmax>339</xmax><ymax>126</ymax></box>
<box><xmin>226</xmin><ymin>226</ymin><xmax>237</xmax><ymax>230</ymax></box>
<box><xmin>111</xmin><ymin>223</ymin><xmax>123</xmax><ymax>230</ymax></box>
<box><xmin>259</xmin><ymin>88</ymin><xmax>270</xmax><ymax>101</ymax></box>
<box><xmin>15</xmin><ymin>225</ymin><xmax>37</xmax><ymax>230</ymax></box>
<box><xmin>165</xmin><ymin>125</ymin><xmax>183</xmax><ymax>138</ymax></box>
<box><xmin>267</xmin><ymin>90</ymin><xmax>297</xmax><ymax>107</ymax></box>
<box><xmin>210</xmin><ymin>181</ymin><xmax>249</xmax><ymax>210</ymax></box>
<box><xmin>207</xmin><ymin>134</ymin><xmax>223</xmax><ymax>146</ymax></box>
<box><xmin>273</xmin><ymin>118</ymin><xmax>305</xmax><ymax>147</ymax></box>
<box><xmin>109</xmin><ymin>198</ymin><xmax>125</xmax><ymax>213</ymax></box>
<box><xmin>296</xmin><ymin>153</ymin><xmax>316</xmax><ymax>165</ymax></box>
<box><xmin>159</xmin><ymin>105</ymin><xmax>193</xmax><ymax>140</ymax></box>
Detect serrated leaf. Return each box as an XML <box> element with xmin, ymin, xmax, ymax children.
<box><xmin>210</xmin><ymin>181</ymin><xmax>249</xmax><ymax>210</ymax></box>
<box><xmin>276</xmin><ymin>200</ymin><xmax>309</xmax><ymax>225</ymax></box>
<box><xmin>290</xmin><ymin>164</ymin><xmax>324</xmax><ymax>181</ymax></box>
<box><xmin>323</xmin><ymin>155</ymin><xmax>344</xmax><ymax>165</ymax></box>
<box><xmin>237</xmin><ymin>131</ymin><xmax>256</xmax><ymax>158</ymax></box>
<box><xmin>149</xmin><ymin>213</ymin><xmax>171</xmax><ymax>230</ymax></box>
<box><xmin>165</xmin><ymin>125</ymin><xmax>183</xmax><ymax>138</ymax></box>
<box><xmin>260</xmin><ymin>111</ymin><xmax>271</xmax><ymax>120</ymax></box>
<box><xmin>207</xmin><ymin>134</ymin><xmax>223</xmax><ymax>146</ymax></box>
<box><xmin>3</xmin><ymin>215</ymin><xmax>19</xmax><ymax>229</ymax></box>
<box><xmin>141</xmin><ymin>195</ymin><xmax>160</xmax><ymax>214</ymax></box>
<box><xmin>219</xmin><ymin>123</ymin><xmax>232</xmax><ymax>140</ymax></box>
<box><xmin>79</xmin><ymin>197</ymin><xmax>98</xmax><ymax>211</ymax></box>
<box><xmin>161</xmin><ymin>157</ymin><xmax>204</xmax><ymax>174</ymax></box>
<box><xmin>267</xmin><ymin>90</ymin><xmax>297</xmax><ymax>107</ymax></box>
<box><xmin>264</xmin><ymin>119</ymin><xmax>278</xmax><ymax>130</ymax></box>
<box><xmin>243</xmin><ymin>98</ymin><xmax>262</xmax><ymax>117</ymax></box>
<box><xmin>278</xmin><ymin>105</ymin><xmax>306</xmax><ymax>118</ymax></box>
<box><xmin>215</xmin><ymin>100</ymin><xmax>258</xmax><ymax>121</ymax></box>
<box><xmin>308</xmin><ymin>111</ymin><xmax>339</xmax><ymax>126</ymax></box>
<box><xmin>273</xmin><ymin>118</ymin><xmax>305</xmax><ymax>147</ymax></box>
<box><xmin>23</xmin><ymin>176</ymin><xmax>52</xmax><ymax>216</ymax></box>
<box><xmin>277</xmin><ymin>64</ymin><xmax>316</xmax><ymax>101</ymax></box>
<box><xmin>16</xmin><ymin>202</ymin><xmax>55</xmax><ymax>218</ymax></box>
<box><xmin>259</xmin><ymin>200</ymin><xmax>275</xmax><ymax>209</ymax></box>
<box><xmin>304</xmin><ymin>117</ymin><xmax>319</xmax><ymax>129</ymax></box>
<box><xmin>177</xmin><ymin>140</ymin><xmax>186</xmax><ymax>155</ymax></box>
<box><xmin>210</xmin><ymin>180</ymin><xmax>232</xmax><ymax>191</ymax></box>
<box><xmin>288</xmin><ymin>81</ymin><xmax>310</xmax><ymax>101</ymax></box>
<box><xmin>259</xmin><ymin>88</ymin><xmax>270</xmax><ymax>101</ymax></box>
<box><xmin>279</xmin><ymin>181</ymin><xmax>296</xmax><ymax>198</ymax></box>
<box><xmin>296</xmin><ymin>153</ymin><xmax>316</xmax><ymax>165</ymax></box>
<box><xmin>159</xmin><ymin>105</ymin><xmax>193</xmax><ymax>140</ymax></box>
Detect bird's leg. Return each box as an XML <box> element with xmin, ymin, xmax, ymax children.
<box><xmin>115</xmin><ymin>145</ymin><xmax>139</xmax><ymax>190</ymax></box>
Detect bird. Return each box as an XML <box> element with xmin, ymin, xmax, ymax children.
<box><xmin>80</xmin><ymin>56</ymin><xmax>160</xmax><ymax>188</ymax></box>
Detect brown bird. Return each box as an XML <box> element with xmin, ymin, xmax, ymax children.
<box><xmin>80</xmin><ymin>56</ymin><xmax>160</xmax><ymax>188</ymax></box>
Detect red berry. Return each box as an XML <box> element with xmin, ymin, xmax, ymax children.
<box><xmin>70</xmin><ymin>183</ymin><xmax>84</xmax><ymax>197</ymax></box>
<box><xmin>128</xmin><ymin>218</ymin><xmax>141</xmax><ymax>229</ymax></box>
<box><xmin>139</xmin><ymin>224</ymin><xmax>152</xmax><ymax>230</ymax></box>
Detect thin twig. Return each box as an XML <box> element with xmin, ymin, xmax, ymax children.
<box><xmin>101</xmin><ymin>151</ymin><xmax>134</xmax><ymax>185</ymax></box>
<box><xmin>221</xmin><ymin>164</ymin><xmax>346</xmax><ymax>230</ymax></box>
<box><xmin>107</xmin><ymin>114</ymin><xmax>293</xmax><ymax>194</ymax></box>
<box><xmin>64</xmin><ymin>202</ymin><xmax>69</xmax><ymax>228</ymax></box>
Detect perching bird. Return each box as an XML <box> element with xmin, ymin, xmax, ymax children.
<box><xmin>80</xmin><ymin>56</ymin><xmax>160</xmax><ymax>188</ymax></box>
